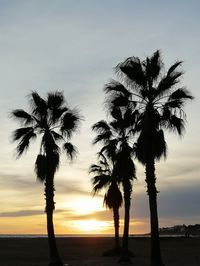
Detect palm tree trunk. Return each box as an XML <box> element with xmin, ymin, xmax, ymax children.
<box><xmin>113</xmin><ymin>206</ymin><xmax>120</xmax><ymax>250</ymax></box>
<box><xmin>45</xmin><ymin>156</ymin><xmax>63</xmax><ymax>266</ymax></box>
<box><xmin>119</xmin><ymin>185</ymin><xmax>131</xmax><ymax>262</ymax></box>
<box><xmin>146</xmin><ymin>159</ymin><xmax>164</xmax><ymax>266</ymax></box>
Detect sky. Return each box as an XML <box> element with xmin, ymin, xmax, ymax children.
<box><xmin>0</xmin><ymin>0</ymin><xmax>199</xmax><ymax>235</ymax></box>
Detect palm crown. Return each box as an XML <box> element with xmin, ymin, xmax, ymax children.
<box><xmin>12</xmin><ymin>91</ymin><xmax>80</xmax><ymax>182</ymax></box>
<box><xmin>90</xmin><ymin>153</ymin><xmax>122</xmax><ymax>210</ymax></box>
<box><xmin>105</xmin><ymin>50</ymin><xmax>193</xmax><ymax>163</ymax></box>
<box><xmin>92</xmin><ymin>106</ymin><xmax>136</xmax><ymax>183</ymax></box>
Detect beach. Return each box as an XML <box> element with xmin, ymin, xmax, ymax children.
<box><xmin>1</xmin><ymin>236</ymin><xmax>200</xmax><ymax>266</ymax></box>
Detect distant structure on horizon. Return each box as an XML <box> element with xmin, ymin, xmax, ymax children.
<box><xmin>159</xmin><ymin>224</ymin><xmax>200</xmax><ymax>237</ymax></box>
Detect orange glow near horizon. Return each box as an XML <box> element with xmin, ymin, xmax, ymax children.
<box><xmin>68</xmin><ymin>219</ymin><xmax>112</xmax><ymax>233</ymax></box>
<box><xmin>62</xmin><ymin>196</ymin><xmax>104</xmax><ymax>215</ymax></box>
<box><xmin>0</xmin><ymin>196</ymin><xmax>149</xmax><ymax>235</ymax></box>
<box><xmin>0</xmin><ymin>214</ymin><xmax>149</xmax><ymax>235</ymax></box>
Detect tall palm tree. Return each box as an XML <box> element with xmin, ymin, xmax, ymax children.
<box><xmin>11</xmin><ymin>91</ymin><xmax>80</xmax><ymax>266</ymax></box>
<box><xmin>92</xmin><ymin>106</ymin><xmax>136</xmax><ymax>262</ymax></box>
<box><xmin>90</xmin><ymin>152</ymin><xmax>122</xmax><ymax>253</ymax></box>
<box><xmin>105</xmin><ymin>50</ymin><xmax>193</xmax><ymax>266</ymax></box>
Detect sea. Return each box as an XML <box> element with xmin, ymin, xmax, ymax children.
<box><xmin>1</xmin><ymin>234</ymin><xmax>199</xmax><ymax>238</ymax></box>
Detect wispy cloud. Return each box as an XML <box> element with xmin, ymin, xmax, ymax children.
<box><xmin>0</xmin><ymin>210</ymin><xmax>44</xmax><ymax>217</ymax></box>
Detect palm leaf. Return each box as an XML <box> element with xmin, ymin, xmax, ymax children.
<box><xmin>61</xmin><ymin>109</ymin><xmax>80</xmax><ymax>138</ymax></box>
<box><xmin>166</xmin><ymin>115</ymin><xmax>185</xmax><ymax>135</ymax></box>
<box><xmin>51</xmin><ymin>130</ymin><xmax>63</xmax><ymax>141</ymax></box>
<box><xmin>167</xmin><ymin>61</ymin><xmax>182</xmax><ymax>75</ymax></box>
<box><xmin>11</xmin><ymin>109</ymin><xmax>34</xmax><ymax>125</ymax></box>
<box><xmin>156</xmin><ymin>71</ymin><xmax>183</xmax><ymax>97</ymax></box>
<box><xmin>16</xmin><ymin>131</ymin><xmax>36</xmax><ymax>157</ymax></box>
<box><xmin>93</xmin><ymin>131</ymin><xmax>112</xmax><ymax>144</ymax></box>
<box><xmin>147</xmin><ymin>50</ymin><xmax>162</xmax><ymax>80</ymax></box>
<box><xmin>168</xmin><ymin>88</ymin><xmax>194</xmax><ymax>101</ymax></box>
<box><xmin>89</xmin><ymin>163</ymin><xmax>110</xmax><ymax>175</ymax></box>
<box><xmin>110</xmin><ymin>106</ymin><xmax>123</xmax><ymax>121</ymax></box>
<box><xmin>51</xmin><ymin>107</ymin><xmax>68</xmax><ymax>123</ymax></box>
<box><xmin>35</xmin><ymin>154</ymin><xmax>47</xmax><ymax>182</ymax></box>
<box><xmin>99</xmin><ymin>140</ymin><xmax>117</xmax><ymax>161</ymax></box>
<box><xmin>116</xmin><ymin>56</ymin><xmax>147</xmax><ymax>86</ymax></box>
<box><xmin>30</xmin><ymin>91</ymin><xmax>47</xmax><ymax>116</ymax></box>
<box><xmin>47</xmin><ymin>91</ymin><xmax>65</xmax><ymax>109</ymax></box>
<box><xmin>63</xmin><ymin>142</ymin><xmax>77</xmax><ymax>160</ymax></box>
<box><xmin>89</xmin><ymin>164</ymin><xmax>103</xmax><ymax>174</ymax></box>
<box><xmin>13</xmin><ymin>127</ymin><xmax>34</xmax><ymax>141</ymax></box>
<box><xmin>92</xmin><ymin>120</ymin><xmax>110</xmax><ymax>133</ymax></box>
<box><xmin>41</xmin><ymin>132</ymin><xmax>60</xmax><ymax>154</ymax></box>
<box><xmin>48</xmin><ymin>152</ymin><xmax>60</xmax><ymax>177</ymax></box>
<box><xmin>91</xmin><ymin>174</ymin><xmax>111</xmax><ymax>193</ymax></box>
<box><xmin>104</xmin><ymin>183</ymin><xmax>122</xmax><ymax>209</ymax></box>
<box><xmin>104</xmin><ymin>80</ymin><xmax>131</xmax><ymax>97</ymax></box>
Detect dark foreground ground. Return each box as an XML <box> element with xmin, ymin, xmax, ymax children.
<box><xmin>0</xmin><ymin>237</ymin><xmax>200</xmax><ymax>266</ymax></box>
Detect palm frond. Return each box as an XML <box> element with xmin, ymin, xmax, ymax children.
<box><xmin>168</xmin><ymin>88</ymin><xmax>194</xmax><ymax>101</ymax></box>
<box><xmin>114</xmin><ymin>148</ymin><xmax>136</xmax><ymax>181</ymax></box>
<box><xmin>103</xmin><ymin>183</ymin><xmax>123</xmax><ymax>209</ymax></box>
<box><xmin>63</xmin><ymin>142</ymin><xmax>77</xmax><ymax>160</ymax></box>
<box><xmin>135</xmin><ymin>129</ymin><xmax>167</xmax><ymax>163</ymax></box>
<box><xmin>51</xmin><ymin>107</ymin><xmax>68</xmax><ymax>124</ymax></box>
<box><xmin>93</xmin><ymin>131</ymin><xmax>112</xmax><ymax>145</ymax></box>
<box><xmin>156</xmin><ymin>70</ymin><xmax>183</xmax><ymax>97</ymax></box>
<box><xmin>47</xmin><ymin>91</ymin><xmax>65</xmax><ymax>109</ymax></box>
<box><xmin>99</xmin><ymin>140</ymin><xmax>117</xmax><ymax>161</ymax></box>
<box><xmin>12</xmin><ymin>127</ymin><xmax>34</xmax><ymax>141</ymax></box>
<box><xmin>154</xmin><ymin>130</ymin><xmax>167</xmax><ymax>160</ymax></box>
<box><xmin>30</xmin><ymin>91</ymin><xmax>47</xmax><ymax>116</ymax></box>
<box><xmin>89</xmin><ymin>163</ymin><xmax>110</xmax><ymax>174</ymax></box>
<box><xmin>91</xmin><ymin>174</ymin><xmax>111</xmax><ymax>193</ymax></box>
<box><xmin>16</xmin><ymin>131</ymin><xmax>36</xmax><ymax>157</ymax></box>
<box><xmin>42</xmin><ymin>132</ymin><xmax>60</xmax><ymax>154</ymax></box>
<box><xmin>166</xmin><ymin>115</ymin><xmax>185</xmax><ymax>135</ymax></box>
<box><xmin>116</xmin><ymin>56</ymin><xmax>147</xmax><ymax>86</ymax></box>
<box><xmin>61</xmin><ymin>109</ymin><xmax>80</xmax><ymax>138</ymax></box>
<box><xmin>89</xmin><ymin>164</ymin><xmax>103</xmax><ymax>174</ymax></box>
<box><xmin>51</xmin><ymin>130</ymin><xmax>63</xmax><ymax>141</ymax></box>
<box><xmin>110</xmin><ymin>107</ymin><xmax>122</xmax><ymax>120</ymax></box>
<box><xmin>167</xmin><ymin>61</ymin><xmax>182</xmax><ymax>76</ymax></box>
<box><xmin>92</xmin><ymin>120</ymin><xmax>111</xmax><ymax>133</ymax></box>
<box><xmin>104</xmin><ymin>80</ymin><xmax>131</xmax><ymax>97</ymax></box>
<box><xmin>11</xmin><ymin>109</ymin><xmax>34</xmax><ymax>125</ymax></box>
<box><xmin>144</xmin><ymin>50</ymin><xmax>162</xmax><ymax>82</ymax></box>
<box><xmin>35</xmin><ymin>154</ymin><xmax>47</xmax><ymax>182</ymax></box>
<box><xmin>148</xmin><ymin>50</ymin><xmax>162</xmax><ymax>79</ymax></box>
<box><xmin>48</xmin><ymin>152</ymin><xmax>60</xmax><ymax>177</ymax></box>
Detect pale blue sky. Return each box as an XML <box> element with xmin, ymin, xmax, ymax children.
<box><xmin>0</xmin><ymin>0</ymin><xmax>199</xmax><ymax>234</ymax></box>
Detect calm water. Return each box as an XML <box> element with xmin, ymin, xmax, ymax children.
<box><xmin>1</xmin><ymin>234</ymin><xmax>198</xmax><ymax>238</ymax></box>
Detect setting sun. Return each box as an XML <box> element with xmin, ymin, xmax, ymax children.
<box><xmin>70</xmin><ymin>219</ymin><xmax>111</xmax><ymax>233</ymax></box>
<box><xmin>65</xmin><ymin>196</ymin><xmax>104</xmax><ymax>215</ymax></box>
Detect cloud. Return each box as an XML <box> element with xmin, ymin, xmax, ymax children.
<box><xmin>0</xmin><ymin>210</ymin><xmax>44</xmax><ymax>217</ymax></box>
<box><xmin>0</xmin><ymin>208</ymin><xmax>67</xmax><ymax>218</ymax></box>
<box><xmin>69</xmin><ymin>210</ymin><xmax>111</xmax><ymax>221</ymax></box>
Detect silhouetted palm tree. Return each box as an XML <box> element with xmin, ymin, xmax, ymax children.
<box><xmin>11</xmin><ymin>91</ymin><xmax>80</xmax><ymax>266</ymax></box>
<box><xmin>105</xmin><ymin>50</ymin><xmax>193</xmax><ymax>266</ymax></box>
<box><xmin>92</xmin><ymin>106</ymin><xmax>136</xmax><ymax>262</ymax></box>
<box><xmin>90</xmin><ymin>153</ymin><xmax>122</xmax><ymax>253</ymax></box>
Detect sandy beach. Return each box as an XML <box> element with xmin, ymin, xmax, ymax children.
<box><xmin>1</xmin><ymin>236</ymin><xmax>200</xmax><ymax>266</ymax></box>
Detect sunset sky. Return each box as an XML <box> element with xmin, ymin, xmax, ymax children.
<box><xmin>0</xmin><ymin>0</ymin><xmax>199</xmax><ymax>235</ymax></box>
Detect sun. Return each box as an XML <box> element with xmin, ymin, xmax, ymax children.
<box><xmin>70</xmin><ymin>219</ymin><xmax>110</xmax><ymax>233</ymax></box>
<box><xmin>65</xmin><ymin>196</ymin><xmax>104</xmax><ymax>215</ymax></box>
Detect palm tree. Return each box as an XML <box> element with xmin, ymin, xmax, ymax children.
<box><xmin>11</xmin><ymin>91</ymin><xmax>81</xmax><ymax>266</ymax></box>
<box><xmin>90</xmin><ymin>152</ymin><xmax>122</xmax><ymax>254</ymax></box>
<box><xmin>92</xmin><ymin>106</ymin><xmax>136</xmax><ymax>262</ymax></box>
<box><xmin>105</xmin><ymin>50</ymin><xmax>193</xmax><ymax>266</ymax></box>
